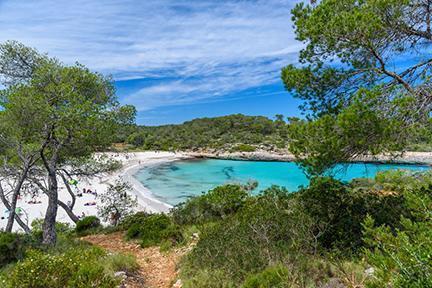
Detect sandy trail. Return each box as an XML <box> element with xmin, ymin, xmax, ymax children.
<box><xmin>83</xmin><ymin>232</ymin><xmax>184</xmax><ymax>288</ymax></box>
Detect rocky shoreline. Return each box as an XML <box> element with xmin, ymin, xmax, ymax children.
<box><xmin>186</xmin><ymin>150</ymin><xmax>432</xmax><ymax>166</ymax></box>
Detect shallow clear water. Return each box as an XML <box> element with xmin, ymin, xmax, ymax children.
<box><xmin>134</xmin><ymin>159</ymin><xmax>429</xmax><ymax>205</ymax></box>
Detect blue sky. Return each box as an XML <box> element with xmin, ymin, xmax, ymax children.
<box><xmin>0</xmin><ymin>0</ymin><xmax>304</xmax><ymax>125</ymax></box>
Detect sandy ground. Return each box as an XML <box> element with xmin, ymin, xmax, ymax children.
<box><xmin>0</xmin><ymin>151</ymin><xmax>191</xmax><ymax>232</ymax></box>
<box><xmin>83</xmin><ymin>232</ymin><xmax>188</xmax><ymax>288</ymax></box>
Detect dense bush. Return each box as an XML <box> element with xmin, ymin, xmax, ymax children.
<box><xmin>241</xmin><ymin>265</ymin><xmax>290</xmax><ymax>288</ymax></box>
<box><xmin>126</xmin><ymin>214</ymin><xmax>183</xmax><ymax>247</ymax></box>
<box><xmin>75</xmin><ymin>216</ymin><xmax>102</xmax><ymax>235</ymax></box>
<box><xmin>232</xmin><ymin>144</ymin><xmax>256</xmax><ymax>152</ymax></box>
<box><xmin>66</xmin><ymin>263</ymin><xmax>118</xmax><ymax>288</ymax></box>
<box><xmin>119</xmin><ymin>211</ymin><xmax>149</xmax><ymax>230</ymax></box>
<box><xmin>0</xmin><ymin>232</ymin><xmax>25</xmax><ymax>267</ymax></box>
<box><xmin>172</xmin><ymin>184</ymin><xmax>249</xmax><ymax>225</ymax></box>
<box><xmin>0</xmin><ymin>247</ymin><xmax>124</xmax><ymax>288</ymax></box>
<box><xmin>363</xmin><ymin>190</ymin><xmax>432</xmax><ymax>287</ymax></box>
<box><xmin>182</xmin><ymin>269</ymin><xmax>236</xmax><ymax>288</ymax></box>
<box><xmin>299</xmin><ymin>176</ymin><xmax>408</xmax><ymax>252</ymax></box>
<box><xmin>180</xmin><ymin>172</ymin><xmax>431</xmax><ymax>286</ymax></box>
<box><xmin>182</xmin><ymin>186</ymin><xmax>317</xmax><ymax>283</ymax></box>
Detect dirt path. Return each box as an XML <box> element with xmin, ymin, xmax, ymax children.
<box><xmin>82</xmin><ymin>232</ymin><xmax>183</xmax><ymax>288</ymax></box>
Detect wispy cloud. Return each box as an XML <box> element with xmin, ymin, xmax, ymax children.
<box><xmin>0</xmin><ymin>0</ymin><xmax>303</xmax><ymax>111</ymax></box>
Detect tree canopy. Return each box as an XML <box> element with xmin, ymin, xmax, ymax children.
<box><xmin>283</xmin><ymin>0</ymin><xmax>432</xmax><ymax>176</ymax></box>
<box><xmin>0</xmin><ymin>41</ymin><xmax>135</xmax><ymax>244</ymax></box>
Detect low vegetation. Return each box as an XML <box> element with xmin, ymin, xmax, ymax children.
<box><xmin>0</xmin><ymin>225</ymin><xmax>138</xmax><ymax>288</ymax></box>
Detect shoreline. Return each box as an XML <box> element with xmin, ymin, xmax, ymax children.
<box><xmin>185</xmin><ymin>150</ymin><xmax>432</xmax><ymax>166</ymax></box>
<box><xmin>116</xmin><ymin>152</ymin><xmax>192</xmax><ymax>213</ymax></box>
<box><xmin>122</xmin><ymin>150</ymin><xmax>432</xmax><ymax>214</ymax></box>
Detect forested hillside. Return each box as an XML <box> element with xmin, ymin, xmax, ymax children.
<box><xmin>125</xmin><ymin>114</ymin><xmax>291</xmax><ymax>151</ymax></box>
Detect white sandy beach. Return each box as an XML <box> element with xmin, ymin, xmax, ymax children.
<box><xmin>0</xmin><ymin>151</ymin><xmax>191</xmax><ymax>232</ymax></box>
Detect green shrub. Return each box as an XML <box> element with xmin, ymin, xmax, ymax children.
<box><xmin>159</xmin><ymin>239</ymin><xmax>173</xmax><ymax>252</ymax></box>
<box><xmin>172</xmin><ymin>184</ymin><xmax>249</xmax><ymax>225</ymax></box>
<box><xmin>363</xmin><ymin>191</ymin><xmax>432</xmax><ymax>288</ymax></box>
<box><xmin>125</xmin><ymin>214</ymin><xmax>183</xmax><ymax>247</ymax></box>
<box><xmin>75</xmin><ymin>216</ymin><xmax>102</xmax><ymax>235</ymax></box>
<box><xmin>31</xmin><ymin>218</ymin><xmax>72</xmax><ymax>235</ymax></box>
<box><xmin>119</xmin><ymin>211</ymin><xmax>149</xmax><ymax>230</ymax></box>
<box><xmin>232</xmin><ymin>144</ymin><xmax>256</xmax><ymax>152</ymax></box>
<box><xmin>182</xmin><ymin>269</ymin><xmax>236</xmax><ymax>288</ymax></box>
<box><xmin>139</xmin><ymin>214</ymin><xmax>183</xmax><ymax>247</ymax></box>
<box><xmin>1</xmin><ymin>247</ymin><xmax>120</xmax><ymax>288</ymax></box>
<box><xmin>126</xmin><ymin>223</ymin><xmax>143</xmax><ymax>239</ymax></box>
<box><xmin>67</xmin><ymin>263</ymin><xmax>118</xmax><ymax>288</ymax></box>
<box><xmin>0</xmin><ymin>232</ymin><xmax>25</xmax><ymax>267</ymax></box>
<box><xmin>105</xmin><ymin>253</ymin><xmax>139</xmax><ymax>274</ymax></box>
<box><xmin>182</xmin><ymin>186</ymin><xmax>316</xmax><ymax>283</ymax></box>
<box><xmin>241</xmin><ymin>265</ymin><xmax>290</xmax><ymax>288</ymax></box>
<box><xmin>300</xmin><ymin>176</ymin><xmax>408</xmax><ymax>252</ymax></box>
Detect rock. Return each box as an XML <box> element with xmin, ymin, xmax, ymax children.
<box><xmin>365</xmin><ymin>267</ymin><xmax>375</xmax><ymax>277</ymax></box>
<box><xmin>172</xmin><ymin>279</ymin><xmax>182</xmax><ymax>288</ymax></box>
<box><xmin>114</xmin><ymin>271</ymin><xmax>127</xmax><ymax>279</ymax></box>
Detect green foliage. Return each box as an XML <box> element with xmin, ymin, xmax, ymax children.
<box><xmin>182</xmin><ymin>269</ymin><xmax>236</xmax><ymax>288</ymax></box>
<box><xmin>104</xmin><ymin>253</ymin><xmax>139</xmax><ymax>274</ymax></box>
<box><xmin>31</xmin><ymin>219</ymin><xmax>73</xmax><ymax>236</ymax></box>
<box><xmin>300</xmin><ymin>176</ymin><xmax>409</xmax><ymax>252</ymax></box>
<box><xmin>0</xmin><ymin>247</ymin><xmax>120</xmax><ymax>288</ymax></box>
<box><xmin>125</xmin><ymin>114</ymin><xmax>289</xmax><ymax>151</ymax></box>
<box><xmin>231</xmin><ymin>144</ymin><xmax>256</xmax><ymax>152</ymax></box>
<box><xmin>75</xmin><ymin>216</ymin><xmax>102</xmax><ymax>235</ymax></box>
<box><xmin>119</xmin><ymin>211</ymin><xmax>150</xmax><ymax>230</ymax></box>
<box><xmin>66</xmin><ymin>263</ymin><xmax>118</xmax><ymax>288</ymax></box>
<box><xmin>282</xmin><ymin>0</ymin><xmax>431</xmax><ymax>174</ymax></box>
<box><xmin>363</xmin><ymin>190</ymin><xmax>432</xmax><ymax>287</ymax></box>
<box><xmin>126</xmin><ymin>214</ymin><xmax>183</xmax><ymax>247</ymax></box>
<box><xmin>241</xmin><ymin>265</ymin><xmax>290</xmax><ymax>288</ymax></box>
<box><xmin>172</xmin><ymin>184</ymin><xmax>249</xmax><ymax>225</ymax></box>
<box><xmin>288</xmin><ymin>89</ymin><xmax>413</xmax><ymax>176</ymax></box>
<box><xmin>98</xmin><ymin>179</ymin><xmax>138</xmax><ymax>226</ymax></box>
<box><xmin>0</xmin><ymin>41</ymin><xmax>136</xmax><ymax>245</ymax></box>
<box><xmin>0</xmin><ymin>232</ymin><xmax>25</xmax><ymax>267</ymax></box>
<box><xmin>180</xmin><ymin>172</ymin><xmax>432</xmax><ymax>286</ymax></box>
<box><xmin>284</xmin><ymin>0</ymin><xmax>429</xmax><ymax>115</ymax></box>
<box><xmin>182</xmin><ymin>186</ymin><xmax>317</xmax><ymax>283</ymax></box>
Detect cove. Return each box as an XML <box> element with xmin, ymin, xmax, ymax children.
<box><xmin>134</xmin><ymin>159</ymin><xmax>429</xmax><ymax>205</ymax></box>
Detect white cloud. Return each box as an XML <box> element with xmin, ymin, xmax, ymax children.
<box><xmin>0</xmin><ymin>0</ymin><xmax>303</xmax><ymax>110</ymax></box>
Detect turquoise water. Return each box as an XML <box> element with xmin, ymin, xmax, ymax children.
<box><xmin>134</xmin><ymin>159</ymin><xmax>429</xmax><ymax>205</ymax></box>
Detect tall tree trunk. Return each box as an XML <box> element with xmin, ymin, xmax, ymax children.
<box><xmin>42</xmin><ymin>165</ymin><xmax>58</xmax><ymax>245</ymax></box>
<box><xmin>60</xmin><ymin>173</ymin><xmax>76</xmax><ymax>209</ymax></box>
<box><xmin>57</xmin><ymin>200</ymin><xmax>79</xmax><ymax>223</ymax></box>
<box><xmin>0</xmin><ymin>183</ymin><xmax>30</xmax><ymax>233</ymax></box>
<box><xmin>5</xmin><ymin>167</ymin><xmax>29</xmax><ymax>232</ymax></box>
<box><xmin>33</xmin><ymin>179</ymin><xmax>79</xmax><ymax>224</ymax></box>
<box><xmin>5</xmin><ymin>194</ymin><xmax>18</xmax><ymax>232</ymax></box>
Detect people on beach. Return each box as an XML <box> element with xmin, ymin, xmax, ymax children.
<box><xmin>84</xmin><ymin>201</ymin><xmax>96</xmax><ymax>206</ymax></box>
